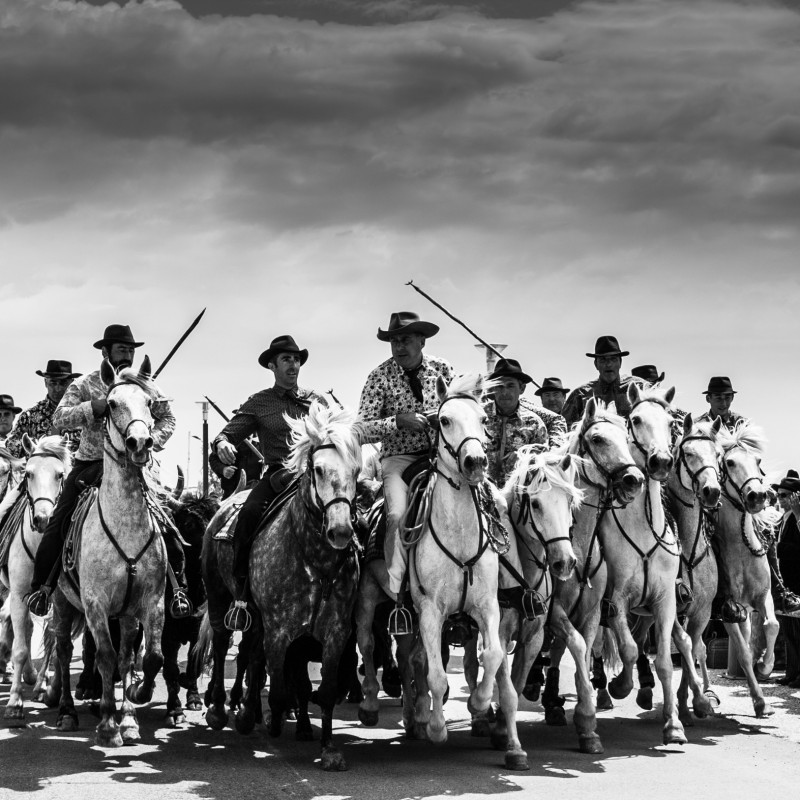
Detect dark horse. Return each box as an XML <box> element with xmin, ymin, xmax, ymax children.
<box><xmin>201</xmin><ymin>402</ymin><xmax>362</xmax><ymax>770</ymax></box>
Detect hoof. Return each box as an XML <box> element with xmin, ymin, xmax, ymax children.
<box><xmin>23</xmin><ymin>670</ymin><xmax>38</xmax><ymax>687</ymax></box>
<box><xmin>636</xmin><ymin>688</ymin><xmax>653</xmax><ymax>710</ymax></box>
<box><xmin>4</xmin><ymin>705</ymin><xmax>25</xmax><ymax>725</ymax></box>
<box><xmin>95</xmin><ymin>726</ymin><xmax>123</xmax><ymax>748</ymax></box>
<box><xmin>596</xmin><ymin>688</ymin><xmax>614</xmax><ymax>710</ymax></box>
<box><xmin>504</xmin><ymin>750</ymin><xmax>530</xmax><ymax>771</ymax></box>
<box><xmin>522</xmin><ymin>683</ymin><xmax>541</xmax><ymax>703</ymax></box>
<box><xmin>753</xmin><ymin>698</ymin><xmax>774</xmax><ymax>718</ymax></box>
<box><xmin>704</xmin><ymin>689</ymin><xmax>720</xmax><ymax>709</ymax></box>
<box><xmin>471</xmin><ymin>717</ymin><xmax>492</xmax><ymax>738</ymax></box>
<box><xmin>235</xmin><ymin>707</ymin><xmax>256</xmax><ymax>735</ymax></box>
<box><xmin>186</xmin><ymin>694</ymin><xmax>202</xmax><ymax>712</ymax></box>
<box><xmin>321</xmin><ymin>747</ymin><xmax>348</xmax><ymax>771</ymax></box>
<box><xmin>358</xmin><ymin>707</ymin><xmax>379</xmax><ymax>727</ymax></box>
<box><xmin>125</xmin><ymin>682</ymin><xmax>153</xmax><ymax>705</ymax></box>
<box><xmin>490</xmin><ymin>730</ymin><xmax>508</xmax><ymax>751</ymax></box>
<box><xmin>426</xmin><ymin>721</ymin><xmax>448</xmax><ymax>743</ymax></box>
<box><xmin>205</xmin><ymin>706</ymin><xmax>229</xmax><ymax>731</ymax></box>
<box><xmin>544</xmin><ymin>707</ymin><xmax>567</xmax><ymax>726</ymax></box>
<box><xmin>57</xmin><ymin>713</ymin><xmax>79</xmax><ymax>732</ymax></box>
<box><xmin>166</xmin><ymin>711</ymin><xmax>186</xmax><ymax>728</ymax></box>
<box><xmin>579</xmin><ymin>734</ymin><xmax>604</xmax><ymax>754</ymax></box>
<box><xmin>120</xmin><ymin>723</ymin><xmax>141</xmax><ymax>744</ymax></box>
<box><xmin>693</xmin><ymin>695</ymin><xmax>713</xmax><ymax>718</ymax></box>
<box><xmin>663</xmin><ymin>724</ymin><xmax>688</xmax><ymax>745</ymax></box>
<box><xmin>607</xmin><ymin>677</ymin><xmax>631</xmax><ymax>700</ymax></box>
<box><xmin>296</xmin><ymin>725</ymin><xmax>314</xmax><ymax>742</ymax></box>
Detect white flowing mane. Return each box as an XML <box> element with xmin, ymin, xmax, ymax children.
<box><xmin>31</xmin><ymin>435</ymin><xmax>73</xmax><ymax>469</ymax></box>
<box><xmin>113</xmin><ymin>366</ymin><xmax>160</xmax><ymax>400</ymax></box>
<box><xmin>717</xmin><ymin>422</ymin><xmax>766</xmax><ymax>456</ymax></box>
<box><xmin>284</xmin><ymin>401</ymin><xmax>363</xmax><ymax>475</ymax></box>
<box><xmin>635</xmin><ymin>385</ymin><xmax>675</xmax><ymax>411</ymax></box>
<box><xmin>566</xmin><ymin>399</ymin><xmax>626</xmax><ymax>440</ymax></box>
<box><xmin>503</xmin><ymin>446</ymin><xmax>585</xmax><ymax>509</ymax></box>
<box><xmin>446</xmin><ymin>372</ymin><xmax>497</xmax><ymax>400</ymax></box>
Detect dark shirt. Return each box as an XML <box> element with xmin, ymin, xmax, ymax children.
<box><xmin>561</xmin><ymin>374</ymin><xmax>645</xmax><ymax>428</ymax></box>
<box><xmin>210</xmin><ymin>438</ymin><xmax>263</xmax><ymax>498</ymax></box>
<box><xmin>695</xmin><ymin>409</ymin><xmax>748</xmax><ymax>433</ymax></box>
<box><xmin>212</xmin><ymin>386</ymin><xmax>322</xmax><ymax>468</ymax></box>
<box><xmin>778</xmin><ymin>511</ymin><xmax>800</xmax><ymax>594</ymax></box>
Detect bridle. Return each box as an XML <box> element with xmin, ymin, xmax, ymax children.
<box><xmin>672</xmin><ymin>432</ymin><xmax>719</xmax><ymax>502</ymax></box>
<box><xmin>577</xmin><ymin>418</ymin><xmax>638</xmax><ymax>499</ymax></box>
<box><xmin>626</xmin><ymin>398</ymin><xmax>672</xmax><ymax>482</ymax></box>
<box><xmin>435</xmin><ymin>393</ymin><xmax>487</xmax><ymax>488</ymax></box>
<box><xmin>103</xmin><ymin>381</ymin><xmax>154</xmax><ymax>469</ymax></box>
<box><xmin>24</xmin><ymin>452</ymin><xmax>65</xmax><ymax>526</ymax></box>
<box><xmin>719</xmin><ymin>443</ymin><xmax>764</xmax><ymax>514</ymax></box>
<box><xmin>305</xmin><ymin>443</ymin><xmax>358</xmax><ymax>532</ymax></box>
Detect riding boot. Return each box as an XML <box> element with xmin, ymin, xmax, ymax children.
<box><xmin>163</xmin><ymin>527</ymin><xmax>193</xmax><ymax>619</ymax></box>
<box><xmin>224</xmin><ymin>537</ymin><xmax>253</xmax><ymax>632</ymax></box>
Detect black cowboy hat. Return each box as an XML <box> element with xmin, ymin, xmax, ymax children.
<box><xmin>35</xmin><ymin>359</ymin><xmax>82</xmax><ymax>380</ymax></box>
<box><xmin>258</xmin><ymin>335</ymin><xmax>309</xmax><ymax>368</ymax></box>
<box><xmin>534</xmin><ymin>377</ymin><xmax>569</xmax><ymax>396</ymax></box>
<box><xmin>631</xmin><ymin>365</ymin><xmax>665</xmax><ymax>384</ymax></box>
<box><xmin>0</xmin><ymin>394</ymin><xmax>22</xmax><ymax>414</ymax></box>
<box><xmin>488</xmin><ymin>358</ymin><xmax>533</xmax><ymax>385</ymax></box>
<box><xmin>703</xmin><ymin>376</ymin><xmax>737</xmax><ymax>395</ymax></box>
<box><xmin>377</xmin><ymin>311</ymin><xmax>439</xmax><ymax>342</ymax></box>
<box><xmin>772</xmin><ymin>469</ymin><xmax>800</xmax><ymax>493</ymax></box>
<box><xmin>93</xmin><ymin>324</ymin><xmax>144</xmax><ymax>350</ymax></box>
<box><xmin>586</xmin><ymin>335</ymin><xmax>629</xmax><ymax>358</ymax></box>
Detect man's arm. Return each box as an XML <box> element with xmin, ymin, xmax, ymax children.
<box><xmin>560</xmin><ymin>387</ymin><xmax>585</xmax><ymax>429</ymax></box>
<box><xmin>53</xmin><ymin>378</ymin><xmax>93</xmax><ymax>432</ymax></box>
<box><xmin>152</xmin><ymin>398</ymin><xmax>176</xmax><ymax>451</ymax></box>
<box><xmin>356</xmin><ymin>370</ymin><xmax>398</xmax><ymax>443</ymax></box>
<box><xmin>3</xmin><ymin>410</ymin><xmax>31</xmax><ymax>458</ymax></box>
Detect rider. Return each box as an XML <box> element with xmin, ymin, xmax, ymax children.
<box><xmin>696</xmin><ymin>376</ymin><xmax>747</xmax><ymax>432</ymax></box>
<box><xmin>484</xmin><ymin>358</ymin><xmax>548</xmax><ymax>486</ymax></box>
<box><xmin>561</xmin><ymin>336</ymin><xmax>645</xmax><ymax>427</ymax></box>
<box><xmin>0</xmin><ymin>395</ymin><xmax>22</xmax><ymax>448</ymax></box>
<box><xmin>773</xmin><ymin>470</ymin><xmax>800</xmax><ymax>619</ymax></box>
<box><xmin>209</xmin><ymin>434</ymin><xmax>263</xmax><ymax>499</ymax></box>
<box><xmin>356</xmin><ymin>311</ymin><xmax>454</xmax><ymax>596</ymax></box>
<box><xmin>630</xmin><ymin>365</ymin><xmax>664</xmax><ymax>386</ymax></box>
<box><xmin>534</xmin><ymin>377</ymin><xmax>570</xmax><ymax>417</ymax></box>
<box><xmin>5</xmin><ymin>360</ymin><xmax>83</xmax><ymax>458</ymax></box>
<box><xmin>26</xmin><ymin>324</ymin><xmax>186</xmax><ymax>617</ymax></box>
<box><xmin>212</xmin><ymin>335</ymin><xmax>322</xmax><ymax>630</ymax></box>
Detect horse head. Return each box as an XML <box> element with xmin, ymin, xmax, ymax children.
<box><xmin>573</xmin><ymin>397</ymin><xmax>644</xmax><ymax>504</ymax></box>
<box><xmin>101</xmin><ymin>356</ymin><xmax>157</xmax><ymax>468</ymax></box>
<box><xmin>286</xmin><ymin>402</ymin><xmax>363</xmax><ymax>550</ymax></box>
<box><xmin>626</xmin><ymin>383</ymin><xmax>675</xmax><ymax>482</ymax></box>
<box><xmin>23</xmin><ymin>435</ymin><xmax>72</xmax><ymax>533</ymax></box>
<box><xmin>718</xmin><ymin>423</ymin><xmax>767</xmax><ymax>514</ymax></box>
<box><xmin>435</xmin><ymin>373</ymin><xmax>489</xmax><ymax>486</ymax></box>
<box><xmin>673</xmin><ymin>412</ymin><xmax>722</xmax><ymax>509</ymax></box>
<box><xmin>507</xmin><ymin>449</ymin><xmax>580</xmax><ymax>581</ymax></box>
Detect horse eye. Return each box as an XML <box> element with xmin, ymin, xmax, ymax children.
<box><xmin>590</xmin><ymin>435</ymin><xmax>602</xmax><ymax>444</ymax></box>
<box><xmin>725</xmin><ymin>459</ymin><xmax>734</xmax><ymax>467</ymax></box>
<box><xmin>631</xmin><ymin>416</ymin><xmax>641</xmax><ymax>426</ymax></box>
<box><xmin>314</xmin><ymin>465</ymin><xmax>324</xmax><ymax>476</ymax></box>
<box><xmin>108</xmin><ymin>399</ymin><xmax>117</xmax><ymax>410</ymax></box>
<box><xmin>531</xmin><ymin>499</ymin><xmax>540</xmax><ymax>510</ymax></box>
<box><xmin>441</xmin><ymin>417</ymin><xmax>450</xmax><ymax>427</ymax></box>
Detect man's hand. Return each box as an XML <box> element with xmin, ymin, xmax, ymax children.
<box><xmin>222</xmin><ymin>466</ymin><xmax>236</xmax><ymax>479</ymax></box>
<box><xmin>396</xmin><ymin>412</ymin><xmax>429</xmax><ymax>433</ymax></box>
<box><xmin>216</xmin><ymin>439</ymin><xmax>237</xmax><ymax>466</ymax></box>
<box><xmin>790</xmin><ymin>491</ymin><xmax>800</xmax><ymax>516</ymax></box>
<box><xmin>91</xmin><ymin>398</ymin><xmax>107</xmax><ymax>418</ymax></box>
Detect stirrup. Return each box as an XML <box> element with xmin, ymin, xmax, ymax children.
<box><xmin>224</xmin><ymin>600</ymin><xmax>252</xmax><ymax>632</ymax></box>
<box><xmin>600</xmin><ymin>597</ymin><xmax>618</xmax><ymax>628</ymax></box>
<box><xmin>675</xmin><ymin>579</ymin><xmax>694</xmax><ymax>607</ymax></box>
<box><xmin>388</xmin><ymin>603</ymin><xmax>413</xmax><ymax>636</ymax></box>
<box><xmin>26</xmin><ymin>588</ymin><xmax>52</xmax><ymax>618</ymax></box>
<box><xmin>169</xmin><ymin>589</ymin><xmax>194</xmax><ymax>619</ymax></box>
<box><xmin>721</xmin><ymin>599</ymin><xmax>747</xmax><ymax>625</ymax></box>
<box><xmin>522</xmin><ymin>589</ymin><xmax>547</xmax><ymax>621</ymax></box>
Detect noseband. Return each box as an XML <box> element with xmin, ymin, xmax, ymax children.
<box><xmin>674</xmin><ymin>433</ymin><xmax>719</xmax><ymax>498</ymax></box>
<box><xmin>719</xmin><ymin>444</ymin><xmax>763</xmax><ymax>512</ymax></box>
<box><xmin>24</xmin><ymin>452</ymin><xmax>64</xmax><ymax>523</ymax></box>
<box><xmin>436</xmin><ymin>393</ymin><xmax>487</xmax><ymax>484</ymax></box>
<box><xmin>626</xmin><ymin>398</ymin><xmax>672</xmax><ymax>480</ymax></box>
<box><xmin>103</xmin><ymin>381</ymin><xmax>154</xmax><ymax>468</ymax></box>
<box><xmin>578</xmin><ymin>419</ymin><xmax>637</xmax><ymax>496</ymax></box>
<box><xmin>307</xmin><ymin>443</ymin><xmax>358</xmax><ymax>530</ymax></box>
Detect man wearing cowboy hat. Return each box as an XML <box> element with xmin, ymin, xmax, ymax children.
<box><xmin>212</xmin><ymin>334</ymin><xmax>323</xmax><ymax>630</ymax></box>
<box><xmin>630</xmin><ymin>365</ymin><xmax>664</xmax><ymax>386</ymax></box>
<box><xmin>5</xmin><ymin>361</ymin><xmax>82</xmax><ymax>458</ymax></box>
<box><xmin>357</xmin><ymin>311</ymin><xmax>454</xmax><ymax>596</ymax></box>
<box><xmin>534</xmin><ymin>377</ymin><xmax>570</xmax><ymax>417</ymax></box>
<box><xmin>27</xmin><ymin>324</ymin><xmax>183</xmax><ymax>617</ymax></box>
<box><xmin>561</xmin><ymin>335</ymin><xmax>645</xmax><ymax>428</ymax></box>
<box><xmin>0</xmin><ymin>394</ymin><xmax>22</xmax><ymax>447</ymax></box>
<box><xmin>696</xmin><ymin>376</ymin><xmax>747</xmax><ymax>432</ymax></box>
<box><xmin>484</xmin><ymin>359</ymin><xmax>548</xmax><ymax>486</ymax></box>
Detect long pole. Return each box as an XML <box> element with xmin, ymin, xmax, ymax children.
<box><xmin>153</xmin><ymin>308</ymin><xmax>207</xmax><ymax>380</ymax></box>
<box><xmin>201</xmin><ymin>401</ymin><xmax>209</xmax><ymax>497</ymax></box>
<box><xmin>406</xmin><ymin>280</ymin><xmax>541</xmax><ymax>389</ymax></box>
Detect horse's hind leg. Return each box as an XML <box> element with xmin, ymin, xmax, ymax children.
<box><xmin>634</xmin><ymin>620</ymin><xmax>656</xmax><ymax>710</ymax></box>
<box><xmin>183</xmin><ymin>618</ymin><xmax>203</xmax><ymax>711</ymax></box>
<box><xmin>463</xmin><ymin>634</ymin><xmax>492</xmax><ymax>737</ymax></box>
<box><xmin>395</xmin><ymin>631</ymin><xmax>416</xmax><ymax>735</ymax></box>
<box><xmin>236</xmin><ymin>624</ymin><xmax>263</xmax><ymax>735</ymax></box>
<box><xmin>53</xmin><ymin>594</ymin><xmax>80</xmax><ymax>733</ymax></box>
<box><xmin>754</xmin><ymin>594</ymin><xmax>779</xmax><ymax>680</ymax></box>
<box><xmin>118</xmin><ymin>617</ymin><xmax>143</xmax><ymax>743</ymax></box>
<box><xmin>162</xmin><ymin>628</ymin><xmax>185</xmax><ymax>727</ymax></box>
<box><xmin>355</xmin><ymin>574</ymin><xmax>381</xmax><ymax>727</ymax></box>
<box><xmin>542</xmin><ymin>636</ymin><xmax>568</xmax><ymax>726</ymax></box>
<box><xmin>127</xmin><ymin>602</ymin><xmax>164</xmax><ymax>706</ymax></box>
<box><xmin>671</xmin><ymin>617</ymin><xmax>713</xmax><ymax>722</ymax></box>
<box><xmin>206</xmin><ymin>627</ymin><xmax>231</xmax><ymax>730</ymax></box>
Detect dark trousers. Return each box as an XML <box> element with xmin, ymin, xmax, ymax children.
<box><xmin>231</xmin><ymin>465</ymin><xmax>286</xmax><ymax>579</ymax></box>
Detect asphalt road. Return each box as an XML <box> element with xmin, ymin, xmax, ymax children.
<box><xmin>2</xmin><ymin>635</ymin><xmax>799</xmax><ymax>800</ymax></box>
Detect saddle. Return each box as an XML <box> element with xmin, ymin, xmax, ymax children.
<box><xmin>62</xmin><ymin>487</ymin><xmax>99</xmax><ymax>589</ymax></box>
<box><xmin>0</xmin><ymin>490</ymin><xmax>27</xmax><ymax>571</ymax></box>
<box><xmin>211</xmin><ymin>477</ymin><xmax>299</xmax><ymax>542</ymax></box>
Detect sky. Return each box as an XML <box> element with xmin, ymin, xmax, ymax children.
<box><xmin>1</xmin><ymin>0</ymin><xmax>799</xmax><ymax>489</ymax></box>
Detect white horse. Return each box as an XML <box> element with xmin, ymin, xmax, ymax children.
<box><xmin>715</xmin><ymin>422</ymin><xmax>778</xmax><ymax>718</ymax></box>
<box><xmin>407</xmin><ymin>374</ymin><xmax>528</xmax><ymax>770</ymax></box>
<box><xmin>1</xmin><ymin>435</ymin><xmax>72</xmax><ymax>724</ymax></box>
<box><xmin>0</xmin><ymin>446</ymin><xmax>25</xmax><ymax>677</ymax></box>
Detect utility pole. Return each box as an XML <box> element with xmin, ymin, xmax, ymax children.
<box><xmin>196</xmin><ymin>401</ymin><xmax>209</xmax><ymax>497</ymax></box>
<box><xmin>186</xmin><ymin>430</ymin><xmax>192</xmax><ymax>491</ymax></box>
<box><xmin>475</xmin><ymin>343</ymin><xmax>507</xmax><ymax>374</ymax></box>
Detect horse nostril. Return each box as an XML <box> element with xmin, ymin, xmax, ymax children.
<box><xmin>622</xmin><ymin>473</ymin><xmax>638</xmax><ymax>487</ymax></box>
<box><xmin>145</xmin><ymin>437</ymin><xmax>154</xmax><ymax>450</ymax></box>
<box><xmin>125</xmin><ymin>437</ymin><xmax>137</xmax><ymax>452</ymax></box>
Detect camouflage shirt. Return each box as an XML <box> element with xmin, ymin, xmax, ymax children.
<box><xmin>561</xmin><ymin>374</ymin><xmax>645</xmax><ymax>428</ymax></box>
<box><xmin>519</xmin><ymin>398</ymin><xmax>567</xmax><ymax>449</ymax></box>
<box><xmin>484</xmin><ymin>398</ymin><xmax>547</xmax><ymax>486</ymax></box>
<box><xmin>695</xmin><ymin>409</ymin><xmax>748</xmax><ymax>433</ymax></box>
<box><xmin>5</xmin><ymin>396</ymin><xmax>81</xmax><ymax>458</ymax></box>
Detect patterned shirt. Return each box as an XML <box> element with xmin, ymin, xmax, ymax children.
<box><xmin>5</xmin><ymin>397</ymin><xmax>81</xmax><ymax>458</ymax></box>
<box><xmin>561</xmin><ymin>374</ymin><xmax>645</xmax><ymax>428</ymax></box>
<box><xmin>212</xmin><ymin>386</ymin><xmax>322</xmax><ymax>467</ymax></box>
<box><xmin>357</xmin><ymin>354</ymin><xmax>455</xmax><ymax>458</ymax></box>
<box><xmin>519</xmin><ymin>398</ymin><xmax>567</xmax><ymax>449</ymax></box>
<box><xmin>53</xmin><ymin>368</ymin><xmax>175</xmax><ymax>462</ymax></box>
<box><xmin>484</xmin><ymin>398</ymin><xmax>547</xmax><ymax>485</ymax></box>
<box><xmin>695</xmin><ymin>409</ymin><xmax>748</xmax><ymax>433</ymax></box>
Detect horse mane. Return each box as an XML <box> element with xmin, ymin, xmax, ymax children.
<box><xmin>635</xmin><ymin>385</ymin><xmax>674</xmax><ymax>411</ymax></box>
<box><xmin>31</xmin><ymin>435</ymin><xmax>73</xmax><ymax>469</ymax></box>
<box><xmin>446</xmin><ymin>372</ymin><xmax>491</xmax><ymax>398</ymax></box>
<box><xmin>113</xmin><ymin>367</ymin><xmax>160</xmax><ymax>400</ymax></box>
<box><xmin>566</xmin><ymin>399</ymin><xmax>626</xmax><ymax>442</ymax></box>
<box><xmin>284</xmin><ymin>401</ymin><xmax>363</xmax><ymax>475</ymax></box>
<box><xmin>717</xmin><ymin>421</ymin><xmax>766</xmax><ymax>455</ymax></box>
<box><xmin>503</xmin><ymin>446</ymin><xmax>585</xmax><ymax>509</ymax></box>
<box><xmin>0</xmin><ymin>447</ymin><xmax>24</xmax><ymax>469</ymax></box>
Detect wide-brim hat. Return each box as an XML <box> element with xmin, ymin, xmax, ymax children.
<box><xmin>0</xmin><ymin>394</ymin><xmax>22</xmax><ymax>414</ymax></box>
<box><xmin>586</xmin><ymin>335</ymin><xmax>629</xmax><ymax>358</ymax></box>
<box><xmin>258</xmin><ymin>335</ymin><xmax>309</xmax><ymax>368</ymax></box>
<box><xmin>35</xmin><ymin>359</ymin><xmax>82</xmax><ymax>380</ymax></box>
<box><xmin>772</xmin><ymin>469</ymin><xmax>800</xmax><ymax>493</ymax></box>
<box><xmin>703</xmin><ymin>376</ymin><xmax>737</xmax><ymax>395</ymax></box>
<box><xmin>534</xmin><ymin>377</ymin><xmax>569</xmax><ymax>396</ymax></box>
<box><xmin>488</xmin><ymin>358</ymin><xmax>533</xmax><ymax>385</ymax></box>
<box><xmin>377</xmin><ymin>311</ymin><xmax>439</xmax><ymax>342</ymax></box>
<box><xmin>631</xmin><ymin>365</ymin><xmax>665</xmax><ymax>384</ymax></box>
<box><xmin>93</xmin><ymin>324</ymin><xmax>144</xmax><ymax>350</ymax></box>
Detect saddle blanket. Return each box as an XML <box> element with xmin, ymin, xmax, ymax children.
<box><xmin>364</xmin><ymin>497</ymin><xmax>386</xmax><ymax>564</ymax></box>
<box><xmin>0</xmin><ymin>490</ymin><xmax>26</xmax><ymax>571</ymax></box>
<box><xmin>211</xmin><ymin>495</ymin><xmax>247</xmax><ymax>541</ymax></box>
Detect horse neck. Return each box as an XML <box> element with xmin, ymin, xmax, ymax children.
<box><xmin>717</xmin><ymin>497</ymin><xmax>764</xmax><ymax>558</ymax></box>
<box><xmin>508</xmin><ymin>493</ymin><xmax>547</xmax><ymax>580</ymax></box>
<box><xmin>101</xmin><ymin>449</ymin><xmax>149</xmax><ymax>526</ymax></box>
<box><xmin>667</xmin><ymin>471</ymin><xmax>702</xmax><ymax>549</ymax></box>
<box><xmin>287</xmin><ymin>471</ymin><xmax>340</xmax><ymax>566</ymax></box>
<box><xmin>430</xmin><ymin>468</ymin><xmax>482</xmax><ymax>553</ymax></box>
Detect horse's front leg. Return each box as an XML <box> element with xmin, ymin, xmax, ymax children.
<box><xmin>394</xmin><ymin>631</ymin><xmax>416</xmax><ymax>735</ymax></box>
<box><xmin>542</xmin><ymin>631</ymin><xmax>569</xmax><ymax>725</ymax></box>
<box><xmin>468</xmin><ymin>599</ymin><xmax>504</xmax><ymax>718</ymax></box>
<box><xmin>317</xmin><ymin>627</ymin><xmax>350</xmax><ymax>771</ymax></box>
<box><xmin>183</xmin><ymin>617</ymin><xmax>203</xmax><ymax>711</ymax></box>
<box><xmin>462</xmin><ymin>632</ymin><xmax>491</xmax><ymax>737</ymax></box>
<box><xmin>127</xmin><ymin>598</ymin><xmax>164</xmax><ymax>706</ymax></box>
<box><xmin>161</xmin><ymin>624</ymin><xmax>184</xmax><ymax>727</ymax></box>
<box><xmin>52</xmin><ymin>593</ymin><xmax>79</xmax><ymax>731</ymax></box>
<box><xmin>417</xmin><ymin>602</ymin><xmax>449</xmax><ymax>742</ymax></box>
<box><xmin>671</xmin><ymin>616</ymin><xmax>714</xmax><ymax>724</ymax></box>
<box><xmin>754</xmin><ymin>592</ymin><xmax>779</xmax><ymax>680</ymax></box>
<box><xmin>725</xmin><ymin>616</ymin><xmax>772</xmax><ymax>718</ymax></box>
<box><xmin>84</xmin><ymin>607</ymin><xmax>122</xmax><ymax>747</ymax></box>
<box><xmin>606</xmin><ymin>594</ymin><xmax>636</xmax><ymax>700</ymax></box>
<box><xmin>355</xmin><ymin>576</ymin><xmax>381</xmax><ymax>727</ymax></box>
<box><xmin>652</xmin><ymin>598</ymin><xmax>687</xmax><ymax>745</ymax></box>
<box><xmin>4</xmin><ymin>591</ymin><xmax>33</xmax><ymax>725</ymax></box>
<box><xmin>118</xmin><ymin>617</ymin><xmax>142</xmax><ymax>743</ymax></box>
<box><xmin>205</xmin><ymin>626</ymin><xmax>232</xmax><ymax>730</ymax></box>
<box><xmin>236</xmin><ymin>623</ymin><xmax>264</xmax><ymax>735</ymax></box>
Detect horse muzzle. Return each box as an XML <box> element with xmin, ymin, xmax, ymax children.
<box><xmin>744</xmin><ymin>488</ymin><xmax>766</xmax><ymax>514</ymax></box>
<box><xmin>699</xmin><ymin>482</ymin><xmax>721</xmax><ymax>509</ymax></box>
<box><xmin>325</xmin><ymin>520</ymin><xmax>355</xmax><ymax>550</ymax></box>
<box><xmin>460</xmin><ymin>450</ymin><xmax>488</xmax><ymax>485</ymax></box>
<box><xmin>647</xmin><ymin>451</ymin><xmax>673</xmax><ymax>482</ymax></box>
<box><xmin>613</xmin><ymin>466</ymin><xmax>645</xmax><ymax>504</ymax></box>
<box><xmin>549</xmin><ymin>550</ymin><xmax>577</xmax><ymax>582</ymax></box>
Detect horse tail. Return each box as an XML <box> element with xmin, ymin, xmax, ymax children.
<box><xmin>191</xmin><ymin>608</ymin><xmax>213</xmax><ymax>675</ymax></box>
<box><xmin>601</xmin><ymin>626</ymin><xmax>622</xmax><ymax>674</ymax></box>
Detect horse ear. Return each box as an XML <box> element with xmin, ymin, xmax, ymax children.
<box><xmin>683</xmin><ymin>411</ymin><xmax>693</xmax><ymax>435</ymax></box>
<box><xmin>664</xmin><ymin>386</ymin><xmax>676</xmax><ymax>405</ymax></box>
<box><xmin>22</xmin><ymin>433</ymin><xmax>34</xmax><ymax>456</ymax></box>
<box><xmin>436</xmin><ymin>375</ymin><xmax>448</xmax><ymax>403</ymax></box>
<box><xmin>138</xmin><ymin>355</ymin><xmax>152</xmax><ymax>381</ymax></box>
<box><xmin>711</xmin><ymin>416</ymin><xmax>722</xmax><ymax>435</ymax></box>
<box><xmin>628</xmin><ymin>381</ymin><xmax>641</xmax><ymax>404</ymax></box>
<box><xmin>607</xmin><ymin>401</ymin><xmax>618</xmax><ymax>416</ymax></box>
<box><xmin>560</xmin><ymin>453</ymin><xmax>572</xmax><ymax>471</ymax></box>
<box><xmin>100</xmin><ymin>358</ymin><xmax>116</xmax><ymax>387</ymax></box>
<box><xmin>583</xmin><ymin>397</ymin><xmax>597</xmax><ymax>425</ymax></box>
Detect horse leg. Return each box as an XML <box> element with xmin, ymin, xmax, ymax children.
<box><xmin>671</xmin><ymin>617</ymin><xmax>714</xmax><ymax>721</ymax></box>
<box><xmin>125</xmin><ymin>599</ymin><xmax>164</xmax><ymax>707</ymax></box>
<box><xmin>118</xmin><ymin>617</ymin><xmax>142</xmax><ymax>744</ymax></box>
<box><xmin>542</xmin><ymin>635</ymin><xmax>568</xmax><ymax>725</ymax></box>
<box><xmin>653</xmin><ymin>603</ymin><xmax>687</xmax><ymax>745</ymax></box>
<box><xmin>53</xmin><ymin>594</ymin><xmax>80</xmax><ymax>732</ymax></box>
<box><xmin>415</xmin><ymin>603</ymin><xmax>450</xmax><ymax>743</ymax></box>
<box><xmin>409</xmin><ymin>625</ymin><xmax>433</xmax><ymax>739</ymax></box>
<box><xmin>236</xmin><ymin>625</ymin><xmax>264</xmax><ymax>735</ymax></box>
<box><xmin>606</xmin><ymin>602</ymin><xmax>636</xmax><ymax>700</ymax></box>
<box><xmin>462</xmin><ymin>632</ymin><xmax>491</xmax><ymax>737</ymax></box>
<box><xmin>183</xmin><ymin>617</ymin><xmax>203</xmax><ymax>711</ymax></box>
<box><xmin>394</xmin><ymin>631</ymin><xmax>417</xmax><ymax>736</ymax></box>
<box><xmin>206</xmin><ymin>627</ymin><xmax>231</xmax><ymax>730</ymax></box>
<box><xmin>725</xmin><ymin>617</ymin><xmax>773</xmax><ymax>718</ymax></box>
<box><xmin>4</xmin><ymin>591</ymin><xmax>33</xmax><ymax>726</ymax></box>
<box><xmin>75</xmin><ymin>629</ymin><xmax>96</xmax><ymax>701</ymax></box>
<box><xmin>162</xmin><ymin>629</ymin><xmax>185</xmax><ymax>727</ymax></box>
<box><xmin>355</xmin><ymin>575</ymin><xmax>381</xmax><ymax>727</ymax></box>
<box><xmin>754</xmin><ymin>594</ymin><xmax>779</xmax><ymax>680</ymax></box>
<box><xmin>316</xmin><ymin>631</ymin><xmax>349</xmax><ymax>771</ymax></box>
<box><xmin>265</xmin><ymin>637</ymin><xmax>291</xmax><ymax>738</ymax></box>
<box><xmin>83</xmin><ymin>608</ymin><xmax>122</xmax><ymax>747</ymax></box>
